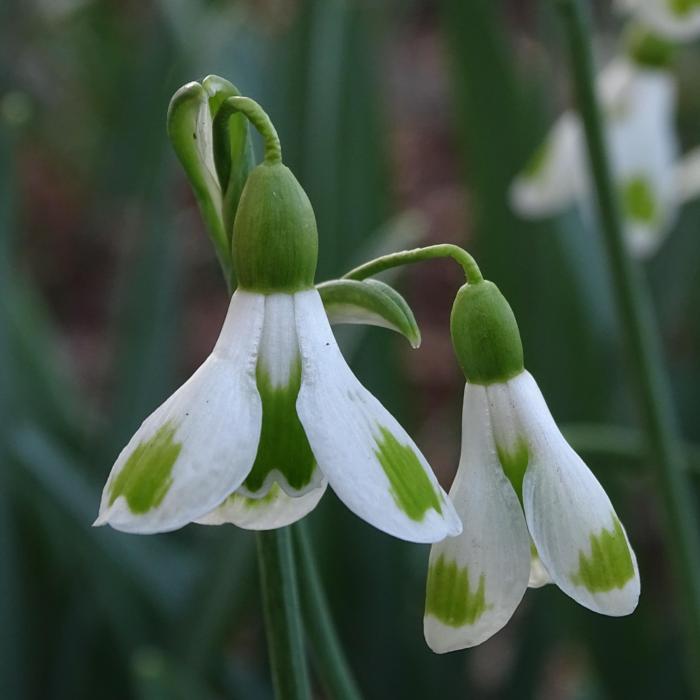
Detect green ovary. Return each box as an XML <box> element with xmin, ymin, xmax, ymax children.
<box><xmin>244</xmin><ymin>358</ymin><xmax>316</xmax><ymax>493</ymax></box>
<box><xmin>668</xmin><ymin>0</ymin><xmax>700</xmax><ymax>17</ymax></box>
<box><xmin>109</xmin><ymin>422</ymin><xmax>182</xmax><ymax>513</ymax></box>
<box><xmin>621</xmin><ymin>175</ymin><xmax>657</xmax><ymax>224</ymax></box>
<box><xmin>497</xmin><ymin>439</ymin><xmax>529</xmax><ymax>504</ymax></box>
<box><xmin>571</xmin><ymin>516</ymin><xmax>635</xmax><ymax>592</ymax></box>
<box><xmin>374</xmin><ymin>426</ymin><xmax>442</xmax><ymax>521</ymax></box>
<box><xmin>426</xmin><ymin>555</ymin><xmax>489</xmax><ymax>626</ymax></box>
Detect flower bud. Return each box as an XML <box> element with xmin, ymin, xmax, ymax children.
<box><xmin>232</xmin><ymin>162</ymin><xmax>318</xmax><ymax>293</ymax></box>
<box><xmin>450</xmin><ymin>281</ymin><xmax>524</xmax><ymax>385</ymax></box>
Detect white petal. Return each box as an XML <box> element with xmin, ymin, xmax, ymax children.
<box><xmin>294</xmin><ymin>289</ymin><xmax>461</xmax><ymax>543</ymax></box>
<box><xmin>674</xmin><ymin>146</ymin><xmax>700</xmax><ymax>204</ymax></box>
<box><xmin>528</xmin><ymin>543</ymin><xmax>552</xmax><ymax>589</ymax></box>
<box><xmin>238</xmin><ymin>293</ymin><xmax>324</xmax><ymax>500</ymax></box>
<box><xmin>196</xmin><ymin>480</ymin><xmax>327</xmax><ymax>530</ymax></box>
<box><xmin>510</xmin><ymin>372</ymin><xmax>640</xmax><ymax>616</ymax></box>
<box><xmin>510</xmin><ymin>113</ymin><xmax>584</xmax><ymax>218</ymax></box>
<box><xmin>424</xmin><ymin>385</ymin><xmax>530</xmax><ymax>652</ymax></box>
<box><xmin>95</xmin><ymin>290</ymin><xmax>265</xmax><ymax>534</ymax></box>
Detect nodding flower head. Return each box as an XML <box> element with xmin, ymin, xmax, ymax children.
<box><xmin>95</xmin><ymin>97</ymin><xmax>461</xmax><ymax>544</ymax></box>
<box><xmin>424</xmin><ymin>280</ymin><xmax>639</xmax><ymax>652</ymax></box>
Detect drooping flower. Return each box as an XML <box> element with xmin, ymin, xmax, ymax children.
<box><xmin>424</xmin><ymin>280</ymin><xmax>639</xmax><ymax>652</ymax></box>
<box><xmin>95</xmin><ymin>99</ymin><xmax>461</xmax><ymax>543</ymax></box>
<box><xmin>510</xmin><ymin>55</ymin><xmax>700</xmax><ymax>257</ymax></box>
<box><xmin>618</xmin><ymin>0</ymin><xmax>700</xmax><ymax>40</ymax></box>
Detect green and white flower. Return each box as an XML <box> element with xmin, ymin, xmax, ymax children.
<box><xmin>618</xmin><ymin>0</ymin><xmax>700</xmax><ymax>40</ymax></box>
<box><xmin>510</xmin><ymin>58</ymin><xmax>700</xmax><ymax>257</ymax></box>
<box><xmin>424</xmin><ymin>281</ymin><xmax>639</xmax><ymax>652</ymax></box>
<box><xmin>96</xmin><ymin>97</ymin><xmax>460</xmax><ymax>543</ymax></box>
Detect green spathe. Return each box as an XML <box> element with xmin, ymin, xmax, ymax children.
<box><xmin>425</xmin><ymin>555</ymin><xmax>489</xmax><ymax>627</ymax></box>
<box><xmin>571</xmin><ymin>516</ymin><xmax>635</xmax><ymax>592</ymax></box>
<box><xmin>245</xmin><ymin>359</ymin><xmax>317</xmax><ymax>494</ymax></box>
<box><xmin>450</xmin><ymin>281</ymin><xmax>524</xmax><ymax>385</ymax></box>
<box><xmin>233</xmin><ymin>163</ymin><xmax>318</xmax><ymax>293</ymax></box>
<box><xmin>373</xmin><ymin>426</ymin><xmax>442</xmax><ymax>521</ymax></box>
<box><xmin>109</xmin><ymin>423</ymin><xmax>182</xmax><ymax>514</ymax></box>
<box><xmin>497</xmin><ymin>439</ymin><xmax>529</xmax><ymax>503</ymax></box>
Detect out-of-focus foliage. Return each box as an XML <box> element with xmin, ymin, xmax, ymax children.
<box><xmin>1</xmin><ymin>0</ymin><xmax>699</xmax><ymax>698</ymax></box>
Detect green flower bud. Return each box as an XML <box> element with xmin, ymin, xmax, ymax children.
<box><xmin>232</xmin><ymin>162</ymin><xmax>318</xmax><ymax>293</ymax></box>
<box><xmin>450</xmin><ymin>281</ymin><xmax>524</xmax><ymax>385</ymax></box>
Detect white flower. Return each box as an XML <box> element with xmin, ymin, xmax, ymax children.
<box><xmin>511</xmin><ymin>59</ymin><xmax>700</xmax><ymax>258</ymax></box>
<box><xmin>95</xmin><ymin>288</ymin><xmax>461</xmax><ymax>543</ymax></box>
<box><xmin>424</xmin><ymin>370</ymin><xmax>640</xmax><ymax>652</ymax></box>
<box><xmin>618</xmin><ymin>0</ymin><xmax>700</xmax><ymax>41</ymax></box>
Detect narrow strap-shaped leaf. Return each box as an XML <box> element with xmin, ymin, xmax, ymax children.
<box><xmin>317</xmin><ymin>278</ymin><xmax>421</xmax><ymax>348</ymax></box>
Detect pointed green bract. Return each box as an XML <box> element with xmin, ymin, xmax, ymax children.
<box><xmin>425</xmin><ymin>555</ymin><xmax>489</xmax><ymax>627</ymax></box>
<box><xmin>317</xmin><ymin>278</ymin><xmax>421</xmax><ymax>348</ymax></box>
<box><xmin>108</xmin><ymin>423</ymin><xmax>182</xmax><ymax>513</ymax></box>
<box><xmin>245</xmin><ymin>359</ymin><xmax>316</xmax><ymax>494</ymax></box>
<box><xmin>373</xmin><ymin>426</ymin><xmax>442</xmax><ymax>520</ymax></box>
<box><xmin>621</xmin><ymin>175</ymin><xmax>657</xmax><ymax>224</ymax></box>
<box><xmin>571</xmin><ymin>516</ymin><xmax>635</xmax><ymax>592</ymax></box>
<box><xmin>496</xmin><ymin>439</ymin><xmax>529</xmax><ymax>503</ymax></box>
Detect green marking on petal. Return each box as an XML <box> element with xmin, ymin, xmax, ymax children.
<box><xmin>108</xmin><ymin>423</ymin><xmax>182</xmax><ymax>514</ymax></box>
<box><xmin>667</xmin><ymin>0</ymin><xmax>700</xmax><ymax>17</ymax></box>
<box><xmin>425</xmin><ymin>555</ymin><xmax>490</xmax><ymax>627</ymax></box>
<box><xmin>621</xmin><ymin>175</ymin><xmax>657</xmax><ymax>224</ymax></box>
<box><xmin>523</xmin><ymin>138</ymin><xmax>551</xmax><ymax>179</ymax></box>
<box><xmin>571</xmin><ymin>515</ymin><xmax>635</xmax><ymax>593</ymax></box>
<box><xmin>245</xmin><ymin>358</ymin><xmax>316</xmax><ymax>493</ymax></box>
<box><xmin>225</xmin><ymin>483</ymin><xmax>282</xmax><ymax>509</ymax></box>
<box><xmin>374</xmin><ymin>426</ymin><xmax>442</xmax><ymax>521</ymax></box>
<box><xmin>496</xmin><ymin>439</ymin><xmax>529</xmax><ymax>504</ymax></box>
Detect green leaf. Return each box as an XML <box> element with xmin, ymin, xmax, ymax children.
<box><xmin>317</xmin><ymin>278</ymin><xmax>421</xmax><ymax>348</ymax></box>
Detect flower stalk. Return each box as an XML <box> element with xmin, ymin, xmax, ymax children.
<box><xmin>257</xmin><ymin>528</ymin><xmax>312</xmax><ymax>700</ymax></box>
<box><xmin>556</xmin><ymin>0</ymin><xmax>700</xmax><ymax>689</ymax></box>
<box><xmin>343</xmin><ymin>244</ymin><xmax>483</xmax><ymax>284</ymax></box>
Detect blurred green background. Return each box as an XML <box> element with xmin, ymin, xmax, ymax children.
<box><xmin>2</xmin><ymin>0</ymin><xmax>699</xmax><ymax>698</ymax></box>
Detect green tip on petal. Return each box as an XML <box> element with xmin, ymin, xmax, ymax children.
<box><xmin>621</xmin><ymin>175</ymin><xmax>658</xmax><ymax>224</ymax></box>
<box><xmin>624</xmin><ymin>25</ymin><xmax>676</xmax><ymax>68</ymax></box>
<box><xmin>317</xmin><ymin>278</ymin><xmax>421</xmax><ymax>348</ymax></box>
<box><xmin>108</xmin><ymin>423</ymin><xmax>182</xmax><ymax>514</ymax></box>
<box><xmin>571</xmin><ymin>515</ymin><xmax>635</xmax><ymax>593</ymax></box>
<box><xmin>450</xmin><ymin>281</ymin><xmax>524</xmax><ymax>385</ymax></box>
<box><xmin>373</xmin><ymin>426</ymin><xmax>442</xmax><ymax>521</ymax></box>
<box><xmin>425</xmin><ymin>555</ymin><xmax>490</xmax><ymax>627</ymax></box>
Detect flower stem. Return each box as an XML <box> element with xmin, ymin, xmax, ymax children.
<box><xmin>557</xmin><ymin>0</ymin><xmax>700</xmax><ymax>690</ymax></box>
<box><xmin>256</xmin><ymin>528</ymin><xmax>312</xmax><ymax>700</ymax></box>
<box><xmin>293</xmin><ymin>522</ymin><xmax>364</xmax><ymax>700</ymax></box>
<box><xmin>225</xmin><ymin>96</ymin><xmax>282</xmax><ymax>165</ymax></box>
<box><xmin>342</xmin><ymin>244</ymin><xmax>483</xmax><ymax>284</ymax></box>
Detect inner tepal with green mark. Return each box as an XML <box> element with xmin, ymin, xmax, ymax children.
<box><xmin>244</xmin><ymin>355</ymin><xmax>316</xmax><ymax>494</ymax></box>
<box><xmin>620</xmin><ymin>174</ymin><xmax>657</xmax><ymax>225</ymax></box>
<box><xmin>425</xmin><ymin>554</ymin><xmax>490</xmax><ymax>627</ymax></box>
<box><xmin>496</xmin><ymin>438</ymin><xmax>529</xmax><ymax>504</ymax></box>
<box><xmin>374</xmin><ymin>426</ymin><xmax>442</xmax><ymax>521</ymax></box>
<box><xmin>109</xmin><ymin>422</ymin><xmax>182</xmax><ymax>514</ymax></box>
<box><xmin>571</xmin><ymin>515</ymin><xmax>635</xmax><ymax>592</ymax></box>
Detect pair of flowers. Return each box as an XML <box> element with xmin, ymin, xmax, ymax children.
<box><xmin>511</xmin><ymin>0</ymin><xmax>700</xmax><ymax>257</ymax></box>
<box><xmin>96</xmin><ymin>87</ymin><xmax>639</xmax><ymax>651</ymax></box>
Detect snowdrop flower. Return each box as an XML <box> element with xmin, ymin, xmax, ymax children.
<box><xmin>618</xmin><ymin>0</ymin><xmax>700</xmax><ymax>41</ymax></box>
<box><xmin>511</xmin><ymin>56</ymin><xmax>700</xmax><ymax>257</ymax></box>
<box><xmin>95</xmin><ymin>98</ymin><xmax>461</xmax><ymax>543</ymax></box>
<box><xmin>424</xmin><ymin>280</ymin><xmax>639</xmax><ymax>652</ymax></box>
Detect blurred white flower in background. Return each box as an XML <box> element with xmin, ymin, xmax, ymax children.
<box><xmin>618</xmin><ymin>0</ymin><xmax>700</xmax><ymax>41</ymax></box>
